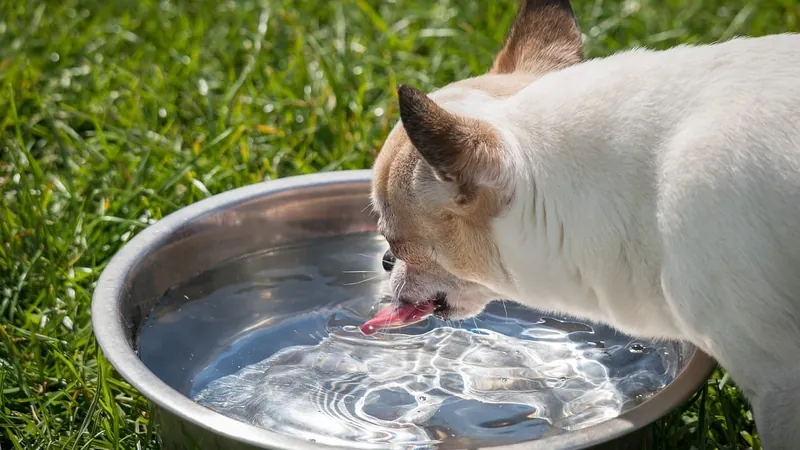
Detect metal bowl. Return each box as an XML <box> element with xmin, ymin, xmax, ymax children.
<box><xmin>92</xmin><ymin>169</ymin><xmax>716</xmax><ymax>450</ymax></box>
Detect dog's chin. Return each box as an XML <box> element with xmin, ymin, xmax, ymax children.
<box><xmin>433</xmin><ymin>297</ymin><xmax>490</xmax><ymax>321</ymax></box>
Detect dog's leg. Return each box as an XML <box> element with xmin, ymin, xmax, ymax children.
<box><xmin>750</xmin><ymin>372</ymin><xmax>800</xmax><ymax>450</ymax></box>
<box><xmin>658</xmin><ymin>131</ymin><xmax>800</xmax><ymax>449</ymax></box>
<box><xmin>663</xmin><ymin>264</ymin><xmax>800</xmax><ymax>450</ymax></box>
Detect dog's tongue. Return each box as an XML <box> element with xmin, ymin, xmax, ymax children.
<box><xmin>359</xmin><ymin>301</ymin><xmax>436</xmax><ymax>335</ymax></box>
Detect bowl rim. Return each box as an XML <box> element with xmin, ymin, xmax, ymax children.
<box><xmin>92</xmin><ymin>169</ymin><xmax>717</xmax><ymax>450</ymax></box>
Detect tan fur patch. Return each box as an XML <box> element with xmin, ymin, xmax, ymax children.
<box><xmin>373</xmin><ymin>88</ymin><xmax>511</xmax><ymax>282</ymax></box>
<box><xmin>453</xmin><ymin>73</ymin><xmax>540</xmax><ymax>97</ymax></box>
<box><xmin>372</xmin><ymin>74</ymin><xmax>571</xmax><ymax>283</ymax></box>
<box><xmin>372</xmin><ymin>0</ymin><xmax>586</xmax><ymax>293</ymax></box>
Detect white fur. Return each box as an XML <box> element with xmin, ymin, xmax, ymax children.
<box><xmin>435</xmin><ymin>34</ymin><xmax>800</xmax><ymax>448</ymax></box>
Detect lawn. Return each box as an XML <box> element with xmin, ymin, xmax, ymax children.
<box><xmin>1</xmin><ymin>0</ymin><xmax>798</xmax><ymax>448</ymax></box>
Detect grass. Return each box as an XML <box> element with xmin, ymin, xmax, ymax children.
<box><xmin>0</xmin><ymin>0</ymin><xmax>797</xmax><ymax>448</ymax></box>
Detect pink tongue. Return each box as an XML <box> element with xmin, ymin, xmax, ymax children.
<box><xmin>359</xmin><ymin>301</ymin><xmax>436</xmax><ymax>335</ymax></box>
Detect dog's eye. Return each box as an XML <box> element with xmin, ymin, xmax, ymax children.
<box><xmin>381</xmin><ymin>249</ymin><xmax>395</xmax><ymax>271</ymax></box>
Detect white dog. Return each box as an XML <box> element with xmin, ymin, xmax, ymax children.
<box><xmin>366</xmin><ymin>0</ymin><xmax>800</xmax><ymax>448</ymax></box>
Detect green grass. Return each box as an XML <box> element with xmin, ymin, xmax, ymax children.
<box><xmin>0</xmin><ymin>0</ymin><xmax>797</xmax><ymax>448</ymax></box>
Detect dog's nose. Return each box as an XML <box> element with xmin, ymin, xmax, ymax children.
<box><xmin>382</xmin><ymin>249</ymin><xmax>396</xmax><ymax>272</ymax></box>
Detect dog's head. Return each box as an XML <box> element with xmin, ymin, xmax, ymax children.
<box><xmin>371</xmin><ymin>0</ymin><xmax>584</xmax><ymax>320</ymax></box>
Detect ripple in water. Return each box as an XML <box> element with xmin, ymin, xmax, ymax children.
<box><xmin>138</xmin><ymin>233</ymin><xmax>686</xmax><ymax>449</ymax></box>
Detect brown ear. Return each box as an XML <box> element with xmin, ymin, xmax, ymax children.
<box><xmin>397</xmin><ymin>85</ymin><xmax>505</xmax><ymax>192</ymax></box>
<box><xmin>491</xmin><ymin>0</ymin><xmax>584</xmax><ymax>75</ymax></box>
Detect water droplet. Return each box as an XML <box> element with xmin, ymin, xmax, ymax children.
<box><xmin>263</xmin><ymin>103</ymin><xmax>275</xmax><ymax>113</ymax></box>
<box><xmin>559</xmin><ymin>377</ymin><xmax>567</xmax><ymax>382</ymax></box>
<box><xmin>50</xmin><ymin>52</ymin><xmax>60</xmax><ymax>62</ymax></box>
<box><xmin>158</xmin><ymin>108</ymin><xmax>167</xmax><ymax>118</ymax></box>
<box><xmin>295</xmin><ymin>115</ymin><xmax>304</xmax><ymax>123</ymax></box>
<box><xmin>181</xmin><ymin>55</ymin><xmax>191</xmax><ymax>65</ymax></box>
<box><xmin>374</xmin><ymin>107</ymin><xmax>385</xmax><ymax>117</ymax></box>
<box><xmin>629</xmin><ymin>343</ymin><xmax>646</xmax><ymax>353</ymax></box>
<box><xmin>308</xmin><ymin>439</ymin><xmax>316</xmax><ymax>443</ymax></box>
<box><xmin>353</xmin><ymin>66</ymin><xmax>363</xmax><ymax>75</ymax></box>
<box><xmin>198</xmin><ymin>79</ymin><xmax>209</xmax><ymax>96</ymax></box>
<box><xmin>418</xmin><ymin>395</ymin><xmax>426</xmax><ymax>402</ymax></box>
<box><xmin>501</xmin><ymin>377</ymin><xmax>508</xmax><ymax>382</ymax></box>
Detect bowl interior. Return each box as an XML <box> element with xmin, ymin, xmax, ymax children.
<box><xmin>96</xmin><ymin>171</ymin><xmax>714</xmax><ymax>450</ymax></box>
<box><xmin>114</xmin><ymin>176</ymin><xmax>374</xmax><ymax>343</ymax></box>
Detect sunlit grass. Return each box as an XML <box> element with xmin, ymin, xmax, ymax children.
<box><xmin>1</xmin><ymin>0</ymin><xmax>797</xmax><ymax>448</ymax></box>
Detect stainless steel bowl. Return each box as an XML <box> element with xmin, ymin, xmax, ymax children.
<box><xmin>92</xmin><ymin>169</ymin><xmax>716</xmax><ymax>450</ymax></box>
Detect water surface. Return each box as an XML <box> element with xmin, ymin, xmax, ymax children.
<box><xmin>138</xmin><ymin>232</ymin><xmax>685</xmax><ymax>449</ymax></box>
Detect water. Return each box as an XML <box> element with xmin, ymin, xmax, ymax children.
<box><xmin>137</xmin><ymin>232</ymin><xmax>686</xmax><ymax>449</ymax></box>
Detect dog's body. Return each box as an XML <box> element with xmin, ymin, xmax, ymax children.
<box><xmin>497</xmin><ymin>33</ymin><xmax>800</xmax><ymax>345</ymax></box>
<box><xmin>371</xmin><ymin>0</ymin><xmax>800</xmax><ymax>447</ymax></box>
<box><xmin>494</xmin><ymin>35</ymin><xmax>800</xmax><ymax>447</ymax></box>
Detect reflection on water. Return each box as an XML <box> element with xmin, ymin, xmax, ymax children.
<box><xmin>138</xmin><ymin>233</ymin><xmax>685</xmax><ymax>449</ymax></box>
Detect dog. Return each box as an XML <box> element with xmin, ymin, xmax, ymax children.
<box><xmin>368</xmin><ymin>0</ymin><xmax>800</xmax><ymax>448</ymax></box>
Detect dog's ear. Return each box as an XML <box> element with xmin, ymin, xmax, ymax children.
<box><xmin>491</xmin><ymin>0</ymin><xmax>583</xmax><ymax>74</ymax></box>
<box><xmin>397</xmin><ymin>85</ymin><xmax>506</xmax><ymax>199</ymax></box>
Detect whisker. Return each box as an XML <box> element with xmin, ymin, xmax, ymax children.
<box><xmin>397</xmin><ymin>281</ymin><xmax>407</xmax><ymax>299</ymax></box>
<box><xmin>456</xmin><ymin>284</ymin><xmax>465</xmax><ymax>311</ymax></box>
<box><xmin>342</xmin><ymin>270</ymin><xmax>381</xmax><ymax>274</ymax></box>
<box><xmin>394</xmin><ymin>279</ymin><xmax>407</xmax><ymax>301</ymax></box>
<box><xmin>342</xmin><ymin>275</ymin><xmax>382</xmax><ymax>286</ymax></box>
